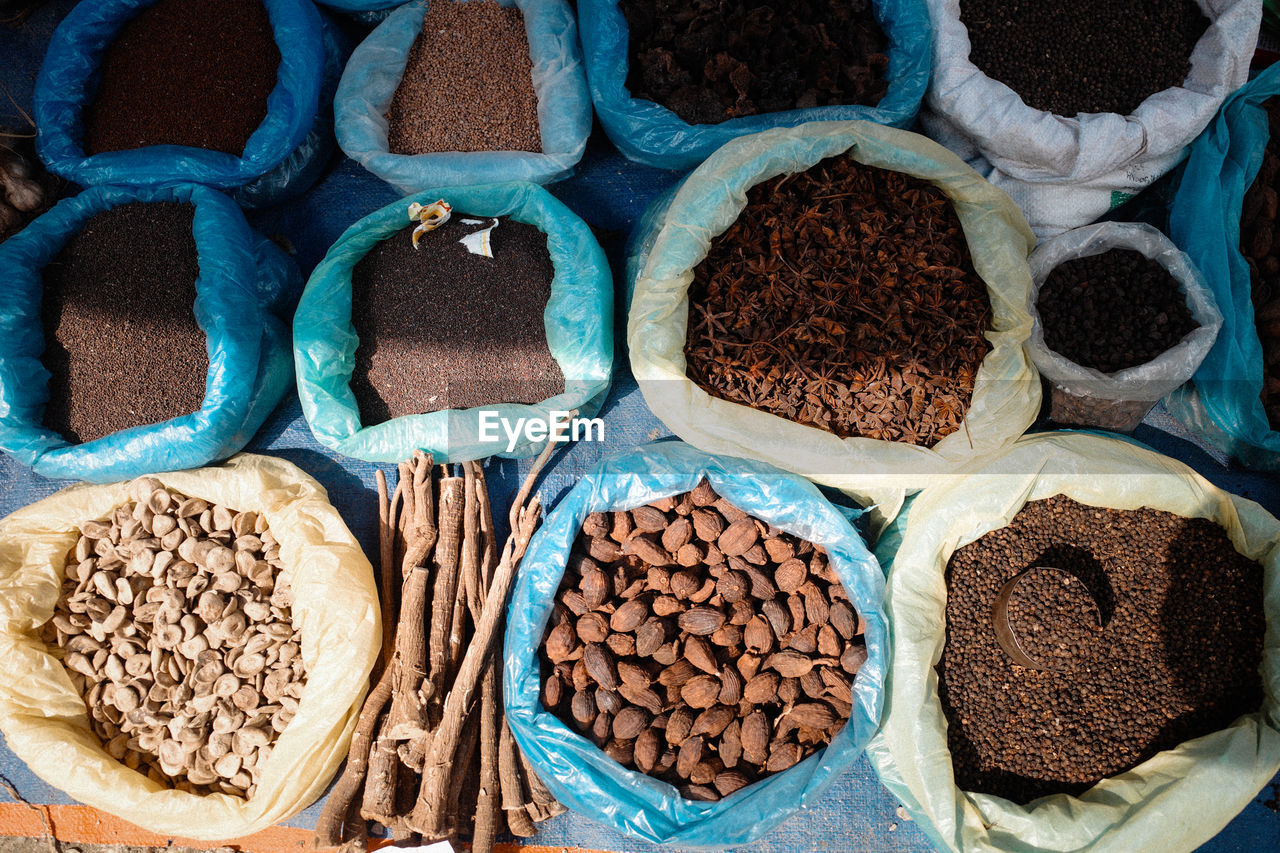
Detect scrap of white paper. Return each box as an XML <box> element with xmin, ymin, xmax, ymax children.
<box><xmin>459</xmin><ymin>217</ymin><xmax>500</xmax><ymax>258</ymax></box>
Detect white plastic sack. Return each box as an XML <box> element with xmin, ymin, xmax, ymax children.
<box><xmin>867</xmin><ymin>432</ymin><xmax>1280</xmax><ymax>853</ymax></box>
<box><xmin>0</xmin><ymin>454</ymin><xmax>380</xmax><ymax>839</ymax></box>
<box><xmin>1027</xmin><ymin>222</ymin><xmax>1223</xmax><ymax>403</ymax></box>
<box><xmin>921</xmin><ymin>0</ymin><xmax>1258</xmax><ymax>236</ymax></box>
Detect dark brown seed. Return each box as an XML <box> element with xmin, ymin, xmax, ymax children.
<box><xmin>704</xmin><ymin>543</ymin><xmax>725</xmax><ymax>565</ymax></box>
<box><xmin>619</xmin><ymin>682</ymin><xmax>665</xmax><ymax>715</ymax></box>
<box><xmin>766</xmin><ymin>742</ymin><xmax>803</xmax><ymax>773</ymax></box>
<box><xmin>775</xmin><ymin>558</ymin><xmax>808</xmax><ymax>594</ymax></box>
<box><xmin>674</xmin><ymin>494</ymin><xmax>695</xmax><ymax>515</ymax></box>
<box><xmin>689</xmin><ymin>578</ymin><xmax>717</xmax><ymax>604</ymax></box>
<box><xmin>655</xmin><ymin>750</ymin><xmax>678</xmax><ymax>774</ymax></box>
<box><xmin>690</xmin><ymin>760</ymin><xmax>720</xmax><ymax>785</ymax></box>
<box><xmin>743</xmin><ymin>672</ymin><xmax>780</xmax><ymax>704</ymax></box>
<box><xmin>840</xmin><ymin>643</ymin><xmax>868</xmax><ymax>675</ymax></box>
<box><xmin>636</xmin><ymin>618</ymin><xmax>667</xmax><ymax>657</ymax></box>
<box><xmin>618</xmin><ymin>660</ymin><xmax>651</xmax><ymax>688</ymax></box>
<box><xmin>800</xmin><ymin>669</ymin><xmax>826</xmax><ymax>699</ymax></box>
<box><xmin>661</xmin><ymin>517</ymin><xmax>693</xmax><ymax>552</ymax></box>
<box><xmin>691</xmin><ymin>479</ymin><xmax>718</xmax><ymax>506</ymax></box>
<box><xmin>764</xmin><ymin>538</ymin><xmax>795</xmax><ymax>564</ymax></box>
<box><xmin>582</xmin><ymin>512</ymin><xmax>610</xmax><ymax>539</ymax></box>
<box><xmin>716</xmin><ymin>570</ymin><xmax>750</xmax><ymax>603</ymax></box>
<box><xmin>614</xmin><ymin>706</ymin><xmax>651</xmax><ymax>740</ymax></box>
<box><xmin>691</xmin><ymin>705</ymin><xmax>736</xmax><ymax>738</ymax></box>
<box><xmin>658</xmin><ymin>659</ymin><xmax>698</xmax><ymax>687</ymax></box>
<box><xmin>788</xmin><ymin>702</ymin><xmax>836</xmax><ymax>730</ymax></box>
<box><xmin>820</xmin><ymin>666</ymin><xmax>853</xmax><ymax>703</ymax></box>
<box><xmin>577</xmin><ymin>612</ymin><xmax>609</xmax><ymax>644</ymax></box>
<box><xmin>766</xmin><ymin>650</ymin><xmax>813</xmax><ymax>678</ymax></box>
<box><xmin>653</xmin><ymin>595</ymin><xmax>683</xmax><ymax>617</ymax></box>
<box><xmin>742</xmin><ymin>544</ymin><xmax>768</xmax><ymax>566</ymax></box>
<box><xmin>666</xmin><ymin>707</ymin><xmax>695</xmax><ymax>745</ymax></box>
<box><xmin>718</xmin><ymin>518</ymin><xmax>760</xmax><ymax>557</ymax></box>
<box><xmin>610</xmin><ymin>598</ymin><xmax>649</xmax><ymax>633</ymax></box>
<box><xmin>596</xmin><ymin>688</ymin><xmax>623</xmax><ymax>716</ymax></box>
<box><xmin>648</xmin><ymin>496</ymin><xmax>676</xmax><ymax>513</ymax></box>
<box><xmin>571</xmin><ymin>690</ymin><xmax>596</xmax><ymax>724</ymax></box>
<box><xmin>607</xmin><ymin>631</ymin><xmax>636</xmax><ymax>657</ymax></box>
<box><xmin>620</xmin><ymin>577</ymin><xmax>648</xmax><ymax>600</ymax></box>
<box><xmin>635</xmin><ymin>728</ymin><xmax>661</xmax><ymax>772</ymax></box>
<box><xmin>584</xmin><ymin>643</ymin><xmax>619</xmax><ymax>690</ymax></box>
<box><xmin>681</xmin><ymin>674</ymin><xmax>722</xmax><ymax>709</ymax></box>
<box><xmin>761</xmin><ymin>599</ymin><xmax>791</xmax><ymax>638</ymax></box>
<box><xmin>715</xmin><ymin>770</ymin><xmax>750</xmax><ymax>796</ymax></box>
<box><xmin>692</xmin><ymin>509</ymin><xmax>727</xmax><ymax>542</ymax></box>
<box><xmin>624</xmin><ymin>535</ymin><xmax>673</xmax><ymax>567</ymax></box>
<box><xmin>744</xmin><ymin>615</ymin><xmax>774</xmax><ymax>654</ymax></box>
<box><xmin>718</xmin><ymin>666</ymin><xmax>743</xmax><ymax>706</ymax></box>
<box><xmin>604</xmin><ymin>737</ymin><xmax>635</xmax><ymax>765</ymax></box>
<box><xmin>719</xmin><ymin>719</ymin><xmax>742</xmax><ymax>768</ymax></box>
<box><xmin>588</xmin><ymin>538</ymin><xmax>623</xmax><ymax>563</ymax></box>
<box><xmin>736</xmin><ymin>653</ymin><xmax>762</xmax><ymax>681</ymax></box>
<box><xmin>710</xmin><ymin>624</ymin><xmax>742</xmax><ymax>648</ymax></box>
<box><xmin>677</xmin><ymin>735</ymin><xmax>705</xmax><ymax>778</ymax></box>
<box><xmin>631</xmin><ymin>505</ymin><xmax>668</xmax><ymax>532</ymax></box>
<box><xmin>729</xmin><ymin>599</ymin><xmax>756</xmax><ymax>626</ymax></box>
<box><xmin>788</xmin><ymin>594</ymin><xmax>807</xmax><ymax>631</ymax></box>
<box><xmin>592</xmin><ymin>712</ymin><xmax>613</xmax><ymax>744</ymax></box>
<box><xmin>545</xmin><ymin>622</ymin><xmax>578</xmax><ymax>662</ymax></box>
<box><xmin>610</xmin><ymin>510</ymin><xmax>633</xmax><ymax>543</ymax></box>
<box><xmin>741</xmin><ymin>711</ymin><xmax>769</xmax><ymax>764</ymax></box>
<box><xmin>684</xmin><ymin>636</ymin><xmax>719</xmax><ymax>675</ymax></box>
<box><xmin>572</xmin><ymin>659</ymin><xmax>591</xmax><ymax>691</ymax></box>
<box><xmin>678</xmin><ymin>606</ymin><xmax>726</xmax><ymax>636</ymax></box>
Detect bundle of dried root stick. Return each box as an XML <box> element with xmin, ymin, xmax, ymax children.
<box><xmin>316</xmin><ymin>441</ymin><xmax>564</xmax><ymax>851</ymax></box>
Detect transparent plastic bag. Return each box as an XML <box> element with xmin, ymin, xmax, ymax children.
<box><xmin>292</xmin><ymin>180</ymin><xmax>613</xmax><ymax>463</ymax></box>
<box><xmin>334</xmin><ymin>0</ymin><xmax>592</xmax><ymax>194</ymax></box>
<box><xmin>505</xmin><ymin>441</ymin><xmax>888</xmax><ymax>847</ymax></box>
<box><xmin>34</xmin><ymin>0</ymin><xmax>326</xmax><ymax>204</ymax></box>
<box><xmin>627</xmin><ymin>119</ymin><xmax>1041</xmax><ymax>509</ymax></box>
<box><xmin>0</xmin><ymin>453</ymin><xmax>380</xmax><ymax>839</ymax></box>
<box><xmin>0</xmin><ymin>184</ymin><xmax>297</xmax><ymax>483</ymax></box>
<box><xmin>866</xmin><ymin>432</ymin><xmax>1280</xmax><ymax>853</ymax></box>
<box><xmin>577</xmin><ymin>0</ymin><xmax>932</xmax><ymax>171</ymax></box>
<box><xmin>1027</xmin><ymin>222</ymin><xmax>1223</xmax><ymax>432</ymax></box>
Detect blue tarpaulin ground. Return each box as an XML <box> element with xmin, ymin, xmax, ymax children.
<box><xmin>1</xmin><ymin>3</ymin><xmax>1278</xmax><ymax>850</ymax></box>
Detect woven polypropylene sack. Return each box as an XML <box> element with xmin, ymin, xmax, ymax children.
<box><xmin>33</xmin><ymin>0</ymin><xmax>325</xmax><ymax>201</ymax></box>
<box><xmin>505</xmin><ymin>441</ymin><xmax>888</xmax><ymax>847</ymax></box>
<box><xmin>627</xmin><ymin>119</ymin><xmax>1040</xmax><ymax>511</ymax></box>
<box><xmin>0</xmin><ymin>453</ymin><xmax>380</xmax><ymax>839</ymax></box>
<box><xmin>865</xmin><ymin>432</ymin><xmax>1280</xmax><ymax>853</ymax></box>
<box><xmin>920</xmin><ymin>0</ymin><xmax>1258</xmax><ymax>236</ymax></box>
<box><xmin>577</xmin><ymin>0</ymin><xmax>932</xmax><ymax>171</ymax></box>
<box><xmin>293</xmin><ymin>181</ymin><xmax>613</xmax><ymax>463</ymax></box>
<box><xmin>1167</xmin><ymin>61</ymin><xmax>1280</xmax><ymax>472</ymax></box>
<box><xmin>0</xmin><ymin>184</ymin><xmax>296</xmax><ymax>483</ymax></box>
<box><xmin>334</xmin><ymin>0</ymin><xmax>591</xmax><ymax>194</ymax></box>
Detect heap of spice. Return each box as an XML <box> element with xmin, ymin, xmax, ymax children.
<box><xmin>959</xmin><ymin>0</ymin><xmax>1209</xmax><ymax>116</ymax></box>
<box><xmin>349</xmin><ymin>214</ymin><xmax>564</xmax><ymax>424</ymax></box>
<box><xmin>1036</xmin><ymin>248</ymin><xmax>1199</xmax><ymax>374</ymax></box>
<box><xmin>386</xmin><ymin>0</ymin><xmax>541</xmax><ymax>154</ymax></box>
<box><xmin>45</xmin><ymin>478</ymin><xmax>305</xmax><ymax>800</ymax></box>
<box><xmin>620</xmin><ymin>0</ymin><xmax>889</xmax><ymax>125</ymax></box>
<box><xmin>1238</xmin><ymin>97</ymin><xmax>1280</xmax><ymax>429</ymax></box>
<box><xmin>684</xmin><ymin>156</ymin><xmax>992</xmax><ymax>447</ymax></box>
<box><xmin>939</xmin><ymin>494</ymin><xmax>1264</xmax><ymax>803</ymax></box>
<box><xmin>82</xmin><ymin>0</ymin><xmax>280</xmax><ymax>156</ymax></box>
<box><xmin>538</xmin><ymin>481</ymin><xmax>867</xmax><ymax>801</ymax></box>
<box><xmin>0</xmin><ymin>134</ymin><xmax>51</xmax><ymax>240</ymax></box>
<box><xmin>40</xmin><ymin>201</ymin><xmax>208</xmax><ymax>444</ymax></box>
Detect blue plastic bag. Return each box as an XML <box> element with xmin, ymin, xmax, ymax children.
<box><xmin>0</xmin><ymin>184</ymin><xmax>297</xmax><ymax>483</ymax></box>
<box><xmin>1167</xmin><ymin>63</ymin><xmax>1280</xmax><ymax>472</ymax></box>
<box><xmin>578</xmin><ymin>0</ymin><xmax>932</xmax><ymax>171</ymax></box>
<box><xmin>334</xmin><ymin>0</ymin><xmax>592</xmax><ymax>194</ymax></box>
<box><xmin>292</xmin><ymin>181</ymin><xmax>613</xmax><ymax>463</ymax></box>
<box><xmin>34</xmin><ymin>0</ymin><xmax>325</xmax><ymax>202</ymax></box>
<box><xmin>504</xmin><ymin>441</ymin><xmax>889</xmax><ymax>848</ymax></box>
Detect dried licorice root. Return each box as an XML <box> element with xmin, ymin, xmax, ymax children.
<box><xmin>538</xmin><ymin>481</ymin><xmax>867</xmax><ymax>801</ymax></box>
<box><xmin>939</xmin><ymin>494</ymin><xmax>1265</xmax><ymax>803</ymax></box>
<box><xmin>959</xmin><ymin>0</ymin><xmax>1209</xmax><ymax>116</ymax></box>
<box><xmin>620</xmin><ymin>0</ymin><xmax>888</xmax><ymax>125</ymax></box>
<box><xmin>1036</xmin><ymin>248</ymin><xmax>1199</xmax><ymax>374</ymax></box>
<box><xmin>685</xmin><ymin>156</ymin><xmax>992</xmax><ymax>447</ymax></box>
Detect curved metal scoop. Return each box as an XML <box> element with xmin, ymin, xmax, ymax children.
<box><xmin>991</xmin><ymin>566</ymin><xmax>1102</xmax><ymax>672</ymax></box>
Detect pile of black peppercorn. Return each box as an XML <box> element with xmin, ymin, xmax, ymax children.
<box><xmin>939</xmin><ymin>495</ymin><xmax>1265</xmax><ymax>803</ymax></box>
<box><xmin>959</xmin><ymin>0</ymin><xmax>1210</xmax><ymax>116</ymax></box>
<box><xmin>1037</xmin><ymin>248</ymin><xmax>1199</xmax><ymax>374</ymax></box>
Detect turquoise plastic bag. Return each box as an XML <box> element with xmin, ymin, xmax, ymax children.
<box><xmin>0</xmin><ymin>184</ymin><xmax>297</xmax><ymax>483</ymax></box>
<box><xmin>504</xmin><ymin>441</ymin><xmax>889</xmax><ymax>848</ymax></box>
<box><xmin>292</xmin><ymin>181</ymin><xmax>613</xmax><ymax>463</ymax></box>
<box><xmin>578</xmin><ymin>0</ymin><xmax>932</xmax><ymax>171</ymax></box>
<box><xmin>34</xmin><ymin>0</ymin><xmax>325</xmax><ymax>204</ymax></box>
<box><xmin>1167</xmin><ymin>64</ymin><xmax>1280</xmax><ymax>471</ymax></box>
<box><xmin>334</xmin><ymin>0</ymin><xmax>592</xmax><ymax>194</ymax></box>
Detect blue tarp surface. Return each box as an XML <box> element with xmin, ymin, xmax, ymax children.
<box><xmin>1</xmin><ymin>3</ymin><xmax>1278</xmax><ymax>851</ymax></box>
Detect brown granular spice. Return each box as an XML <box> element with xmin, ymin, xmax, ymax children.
<box><xmin>82</xmin><ymin>0</ymin><xmax>281</xmax><ymax>157</ymax></box>
<box><xmin>386</xmin><ymin>0</ymin><xmax>542</xmax><ymax>155</ymax></box>
<box><xmin>40</xmin><ymin>202</ymin><xmax>209</xmax><ymax>444</ymax></box>
<box><xmin>349</xmin><ymin>215</ymin><xmax>564</xmax><ymax>424</ymax></box>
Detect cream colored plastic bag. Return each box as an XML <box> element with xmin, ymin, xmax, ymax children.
<box><xmin>0</xmin><ymin>454</ymin><xmax>380</xmax><ymax>839</ymax></box>
<box><xmin>867</xmin><ymin>432</ymin><xmax>1280</xmax><ymax>853</ymax></box>
<box><xmin>627</xmin><ymin>119</ymin><xmax>1041</xmax><ymax>516</ymax></box>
